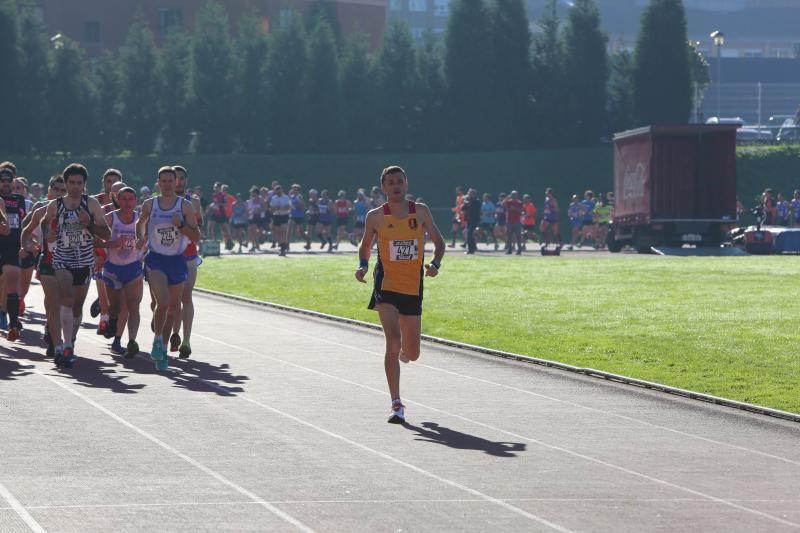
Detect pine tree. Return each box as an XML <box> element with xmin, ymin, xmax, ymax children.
<box><xmin>235</xmin><ymin>11</ymin><xmax>268</xmax><ymax>153</ymax></box>
<box><xmin>0</xmin><ymin>0</ymin><xmax>21</xmax><ymax>153</ymax></box>
<box><xmin>530</xmin><ymin>0</ymin><xmax>568</xmax><ymax>146</ymax></box>
<box><xmin>373</xmin><ymin>21</ymin><xmax>417</xmax><ymax>152</ymax></box>
<box><xmin>413</xmin><ymin>32</ymin><xmax>446</xmax><ymax>152</ymax></box>
<box><xmin>94</xmin><ymin>50</ymin><xmax>123</xmax><ymax>154</ymax></box>
<box><xmin>488</xmin><ymin>0</ymin><xmax>532</xmax><ymax>149</ymax></box>
<box><xmin>339</xmin><ymin>33</ymin><xmax>375</xmax><ymax>152</ymax></box>
<box><xmin>47</xmin><ymin>38</ymin><xmax>93</xmax><ymax>154</ymax></box>
<box><xmin>606</xmin><ymin>48</ymin><xmax>635</xmax><ymax>134</ymax></box>
<box><xmin>305</xmin><ymin>0</ymin><xmax>341</xmax><ymax>45</ymax></box>
<box><xmin>119</xmin><ymin>12</ymin><xmax>159</xmax><ymax>154</ymax></box>
<box><xmin>265</xmin><ymin>11</ymin><xmax>307</xmax><ymax>152</ymax></box>
<box><xmin>158</xmin><ymin>31</ymin><xmax>192</xmax><ymax>154</ymax></box>
<box><xmin>192</xmin><ymin>2</ymin><xmax>235</xmax><ymax>153</ymax></box>
<box><xmin>306</xmin><ymin>18</ymin><xmax>340</xmax><ymax>152</ymax></box>
<box><xmin>633</xmin><ymin>0</ymin><xmax>692</xmax><ymax>125</ymax></box>
<box><xmin>17</xmin><ymin>7</ymin><xmax>50</xmax><ymax>154</ymax></box>
<box><xmin>445</xmin><ymin>0</ymin><xmax>494</xmax><ymax>150</ymax></box>
<box><xmin>562</xmin><ymin>0</ymin><xmax>608</xmax><ymax>145</ymax></box>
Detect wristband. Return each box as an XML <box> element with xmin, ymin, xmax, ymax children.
<box><xmin>359</xmin><ymin>258</ymin><xmax>369</xmax><ymax>269</ymax></box>
<box><xmin>430</xmin><ymin>259</ymin><xmax>441</xmax><ymax>270</ymax></box>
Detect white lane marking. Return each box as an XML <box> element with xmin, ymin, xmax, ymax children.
<box><xmin>3</xmin><ymin>497</ymin><xmax>799</xmax><ymax>512</ymax></box>
<box><xmin>34</xmin><ymin>371</ymin><xmax>315</xmax><ymax>533</ymax></box>
<box><xmin>154</xmin><ymin>360</ymin><xmax>574</xmax><ymax>533</ymax></box>
<box><xmin>211</xmin><ymin>307</ymin><xmax>800</xmax><ymax>467</ymax></box>
<box><xmin>195</xmin><ymin>332</ymin><xmax>800</xmax><ymax>529</ymax></box>
<box><xmin>0</xmin><ymin>480</ymin><xmax>47</xmax><ymax>532</ymax></box>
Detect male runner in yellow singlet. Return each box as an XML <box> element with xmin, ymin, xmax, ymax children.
<box><xmin>355</xmin><ymin>166</ymin><xmax>445</xmax><ymax>423</ymax></box>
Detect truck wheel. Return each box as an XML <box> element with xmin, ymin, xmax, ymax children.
<box><xmin>607</xmin><ymin>237</ymin><xmax>622</xmax><ymax>253</ymax></box>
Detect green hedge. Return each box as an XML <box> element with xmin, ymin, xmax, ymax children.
<box><xmin>9</xmin><ymin>145</ymin><xmax>799</xmax><ymax>225</ymax></box>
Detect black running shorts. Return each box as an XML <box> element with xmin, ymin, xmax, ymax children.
<box><xmin>368</xmin><ymin>290</ymin><xmax>422</xmax><ymax>316</ymax></box>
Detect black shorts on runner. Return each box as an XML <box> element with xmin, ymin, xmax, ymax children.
<box><xmin>0</xmin><ymin>243</ymin><xmax>20</xmax><ymax>268</ymax></box>
<box><xmin>232</xmin><ymin>223</ymin><xmax>247</xmax><ymax>230</ymax></box>
<box><xmin>37</xmin><ymin>256</ymin><xmax>55</xmax><ymax>277</ymax></box>
<box><xmin>258</xmin><ymin>215</ymin><xmax>271</xmax><ymax>228</ymax></box>
<box><xmin>307</xmin><ymin>216</ymin><xmax>319</xmax><ymax>226</ymax></box>
<box><xmin>523</xmin><ymin>224</ymin><xmax>536</xmax><ymax>232</ymax></box>
<box><xmin>56</xmin><ymin>267</ymin><xmax>92</xmax><ymax>286</ymax></box>
<box><xmin>291</xmin><ymin>216</ymin><xmax>305</xmax><ymax>225</ymax></box>
<box><xmin>211</xmin><ymin>213</ymin><xmax>228</xmax><ymax>224</ymax></box>
<box><xmin>368</xmin><ymin>290</ymin><xmax>422</xmax><ymax>316</ymax></box>
<box><xmin>480</xmin><ymin>223</ymin><xmax>494</xmax><ymax>231</ymax></box>
<box><xmin>272</xmin><ymin>214</ymin><xmax>289</xmax><ymax>226</ymax></box>
<box><xmin>19</xmin><ymin>252</ymin><xmax>37</xmax><ymax>269</ymax></box>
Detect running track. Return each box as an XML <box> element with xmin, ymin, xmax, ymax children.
<box><xmin>1</xmin><ymin>287</ymin><xmax>798</xmax><ymax>532</ymax></box>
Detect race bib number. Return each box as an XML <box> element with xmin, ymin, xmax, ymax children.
<box><xmin>59</xmin><ymin>228</ymin><xmax>87</xmax><ymax>249</ymax></box>
<box><xmin>157</xmin><ymin>226</ymin><xmax>179</xmax><ymax>247</ymax></box>
<box><xmin>6</xmin><ymin>213</ymin><xmax>19</xmax><ymax>229</ymax></box>
<box><xmin>121</xmin><ymin>234</ymin><xmax>136</xmax><ymax>250</ymax></box>
<box><xmin>390</xmin><ymin>239</ymin><xmax>419</xmax><ymax>261</ymax></box>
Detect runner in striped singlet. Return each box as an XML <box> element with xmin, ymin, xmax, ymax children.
<box><xmin>40</xmin><ymin>164</ymin><xmax>110</xmax><ymax>367</ymax></box>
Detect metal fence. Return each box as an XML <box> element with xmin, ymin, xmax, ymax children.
<box><xmin>699</xmin><ymin>82</ymin><xmax>800</xmax><ymax>127</ymax></box>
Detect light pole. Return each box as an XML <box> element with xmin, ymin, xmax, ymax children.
<box><xmin>710</xmin><ymin>30</ymin><xmax>725</xmax><ymax>119</ymax></box>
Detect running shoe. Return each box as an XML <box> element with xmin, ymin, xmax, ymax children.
<box><xmin>110</xmin><ymin>338</ymin><xmax>125</xmax><ymax>355</ymax></box>
<box><xmin>388</xmin><ymin>400</ymin><xmax>405</xmax><ymax>424</ymax></box>
<box><xmin>0</xmin><ymin>312</ymin><xmax>7</xmax><ymax>330</ymax></box>
<box><xmin>97</xmin><ymin>319</ymin><xmax>108</xmax><ymax>336</ymax></box>
<box><xmin>7</xmin><ymin>326</ymin><xmax>20</xmax><ymax>342</ymax></box>
<box><xmin>45</xmin><ymin>341</ymin><xmax>54</xmax><ymax>358</ymax></box>
<box><xmin>61</xmin><ymin>346</ymin><xmax>76</xmax><ymax>368</ymax></box>
<box><xmin>156</xmin><ymin>354</ymin><xmax>169</xmax><ymax>372</ymax></box>
<box><xmin>125</xmin><ymin>340</ymin><xmax>139</xmax><ymax>359</ymax></box>
<box><xmin>89</xmin><ymin>298</ymin><xmax>101</xmax><ymax>318</ymax></box>
<box><xmin>104</xmin><ymin>318</ymin><xmax>116</xmax><ymax>339</ymax></box>
<box><xmin>149</xmin><ymin>339</ymin><xmax>165</xmax><ymax>361</ymax></box>
<box><xmin>178</xmin><ymin>342</ymin><xmax>191</xmax><ymax>359</ymax></box>
<box><xmin>18</xmin><ymin>299</ymin><xmax>25</xmax><ymax>316</ymax></box>
<box><xmin>53</xmin><ymin>346</ymin><xmax>64</xmax><ymax>366</ymax></box>
<box><xmin>169</xmin><ymin>333</ymin><xmax>181</xmax><ymax>353</ymax></box>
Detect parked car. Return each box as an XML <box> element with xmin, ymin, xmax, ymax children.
<box><xmin>736</xmin><ymin>127</ymin><xmax>773</xmax><ymax>142</ymax></box>
<box><xmin>777</xmin><ymin>118</ymin><xmax>799</xmax><ymax>143</ymax></box>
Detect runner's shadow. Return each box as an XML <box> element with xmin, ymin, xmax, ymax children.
<box><xmin>166</xmin><ymin>357</ymin><xmax>248</xmax><ymax>396</ymax></box>
<box><xmin>55</xmin><ymin>354</ymin><xmax>146</xmax><ymax>394</ymax></box>
<box><xmin>402</xmin><ymin>421</ymin><xmax>526</xmax><ymax>458</ymax></box>
<box><xmin>0</xmin><ymin>351</ymin><xmax>36</xmax><ymax>380</ymax></box>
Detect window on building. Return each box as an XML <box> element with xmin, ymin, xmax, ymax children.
<box><xmin>389</xmin><ymin>0</ymin><xmax>403</xmax><ymax>11</ymax></box>
<box><xmin>433</xmin><ymin>0</ymin><xmax>449</xmax><ymax>16</ymax></box>
<box><xmin>409</xmin><ymin>0</ymin><xmax>427</xmax><ymax>12</ymax></box>
<box><xmin>159</xmin><ymin>8</ymin><xmax>183</xmax><ymax>38</ymax></box>
<box><xmin>84</xmin><ymin>21</ymin><xmax>100</xmax><ymax>44</ymax></box>
<box><xmin>279</xmin><ymin>8</ymin><xmax>295</xmax><ymax>28</ymax></box>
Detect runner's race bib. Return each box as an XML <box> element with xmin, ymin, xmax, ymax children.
<box><xmin>156</xmin><ymin>226</ymin><xmax>179</xmax><ymax>247</ymax></box>
<box><xmin>390</xmin><ymin>239</ymin><xmax>419</xmax><ymax>261</ymax></box>
<box><xmin>6</xmin><ymin>213</ymin><xmax>20</xmax><ymax>229</ymax></box>
<box><xmin>59</xmin><ymin>223</ymin><xmax>90</xmax><ymax>249</ymax></box>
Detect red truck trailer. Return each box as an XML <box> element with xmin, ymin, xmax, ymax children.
<box><xmin>607</xmin><ymin>125</ymin><xmax>738</xmax><ymax>253</ymax></box>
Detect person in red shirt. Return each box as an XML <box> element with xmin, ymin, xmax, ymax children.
<box><xmin>522</xmin><ymin>194</ymin><xmax>537</xmax><ymax>250</ymax></box>
<box><xmin>503</xmin><ymin>190</ymin><xmax>524</xmax><ymax>255</ymax></box>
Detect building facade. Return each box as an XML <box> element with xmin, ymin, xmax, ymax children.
<box><xmin>32</xmin><ymin>0</ymin><xmax>386</xmax><ymax>56</ymax></box>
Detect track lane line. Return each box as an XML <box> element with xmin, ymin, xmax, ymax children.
<box><xmin>33</xmin><ymin>371</ymin><xmax>315</xmax><ymax>533</ymax></box>
<box><xmin>208</xmin><ymin>306</ymin><xmax>800</xmax><ymax>467</ymax></box>
<box><xmin>0</xmin><ymin>480</ymin><xmax>47</xmax><ymax>533</ymax></box>
<box><xmin>193</xmin><ymin>332</ymin><xmax>800</xmax><ymax>529</ymax></box>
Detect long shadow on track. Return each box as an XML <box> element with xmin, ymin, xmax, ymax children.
<box><xmin>402</xmin><ymin>421</ymin><xmax>527</xmax><ymax>458</ymax></box>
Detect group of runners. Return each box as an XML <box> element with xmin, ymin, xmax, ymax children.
<box><xmin>2</xmin><ymin>161</ymin><xmax>445</xmax><ymax>423</ymax></box>
<box><xmin>203</xmin><ymin>182</ymin><xmax>387</xmax><ymax>256</ymax></box>
<box><xmin>450</xmin><ymin>187</ymin><xmax>616</xmax><ymax>252</ymax></box>
<box><xmin>0</xmin><ymin>161</ymin><xmax>202</xmax><ymax>371</ymax></box>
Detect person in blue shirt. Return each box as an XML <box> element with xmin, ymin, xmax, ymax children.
<box><xmin>580</xmin><ymin>190</ymin><xmax>597</xmax><ymax>247</ymax></box>
<box><xmin>776</xmin><ymin>192</ymin><xmax>790</xmax><ymax>226</ymax></box>
<box><xmin>476</xmin><ymin>193</ymin><xmax>497</xmax><ymax>250</ymax></box>
<box><xmin>791</xmin><ymin>190</ymin><xmax>800</xmax><ymax>227</ymax></box>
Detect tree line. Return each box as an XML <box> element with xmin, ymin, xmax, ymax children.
<box><xmin>0</xmin><ymin>0</ymin><xmax>706</xmax><ymax>156</ymax></box>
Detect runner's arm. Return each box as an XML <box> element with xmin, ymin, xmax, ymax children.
<box><xmin>20</xmin><ymin>203</ymin><xmax>47</xmax><ymax>251</ymax></box>
<box><xmin>417</xmin><ymin>204</ymin><xmax>445</xmax><ymax>276</ymax></box>
<box><xmin>136</xmin><ymin>199</ymin><xmax>152</xmax><ymax>247</ymax></box>
<box><xmin>355</xmin><ymin>209</ymin><xmax>379</xmax><ymax>283</ymax></box>
<box><xmin>86</xmin><ymin>197</ymin><xmax>111</xmax><ymax>240</ymax></box>
<box><xmin>179</xmin><ymin>199</ymin><xmax>201</xmax><ymax>242</ymax></box>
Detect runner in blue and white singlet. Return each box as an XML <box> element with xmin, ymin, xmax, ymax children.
<box><xmin>137</xmin><ymin>166</ymin><xmax>200</xmax><ymax>371</ymax></box>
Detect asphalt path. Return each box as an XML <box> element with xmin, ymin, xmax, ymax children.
<box><xmin>1</xmin><ymin>286</ymin><xmax>798</xmax><ymax>532</ymax></box>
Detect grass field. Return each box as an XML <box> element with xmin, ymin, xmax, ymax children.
<box><xmin>196</xmin><ymin>253</ymin><xmax>800</xmax><ymax>414</ymax></box>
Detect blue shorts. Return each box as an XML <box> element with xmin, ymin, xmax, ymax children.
<box><xmin>102</xmin><ymin>261</ymin><xmax>144</xmax><ymax>290</ymax></box>
<box><xmin>571</xmin><ymin>219</ymin><xmax>582</xmax><ymax>229</ymax></box>
<box><xmin>184</xmin><ymin>254</ymin><xmax>203</xmax><ymax>268</ymax></box>
<box><xmin>145</xmin><ymin>251</ymin><xmax>188</xmax><ymax>286</ymax></box>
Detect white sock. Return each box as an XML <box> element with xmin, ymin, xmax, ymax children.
<box><xmin>73</xmin><ymin>314</ymin><xmax>82</xmax><ymax>343</ymax></box>
<box><xmin>60</xmin><ymin>306</ymin><xmax>74</xmax><ymax>346</ymax></box>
